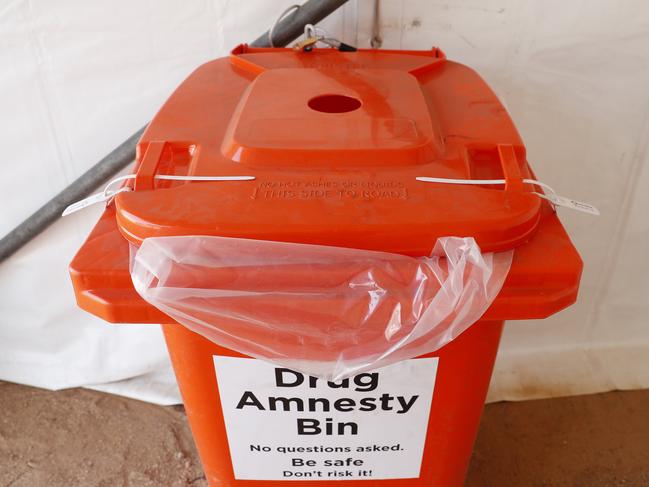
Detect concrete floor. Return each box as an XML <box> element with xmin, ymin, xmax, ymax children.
<box><xmin>1</xmin><ymin>381</ymin><xmax>648</xmax><ymax>486</ymax></box>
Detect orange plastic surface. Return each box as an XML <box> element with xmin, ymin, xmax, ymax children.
<box><xmin>69</xmin><ymin>45</ymin><xmax>584</xmax><ymax>487</ymax></box>
<box><xmin>70</xmin><ymin>45</ymin><xmax>582</xmax><ymax>324</ymax></box>
<box><xmin>114</xmin><ymin>45</ymin><xmax>543</xmax><ymax>253</ymax></box>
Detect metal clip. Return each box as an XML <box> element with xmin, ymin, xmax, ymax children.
<box><xmin>293</xmin><ymin>36</ymin><xmax>320</xmax><ymax>52</ymax></box>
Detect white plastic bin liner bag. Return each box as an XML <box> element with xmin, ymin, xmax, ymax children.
<box><xmin>131</xmin><ymin>236</ymin><xmax>512</xmax><ymax>381</ymax></box>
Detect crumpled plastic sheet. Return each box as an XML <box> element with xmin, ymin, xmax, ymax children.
<box><xmin>131</xmin><ymin>236</ymin><xmax>512</xmax><ymax>381</ymax></box>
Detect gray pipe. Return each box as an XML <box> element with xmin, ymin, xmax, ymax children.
<box><xmin>0</xmin><ymin>0</ymin><xmax>348</xmax><ymax>263</ymax></box>
<box><xmin>0</xmin><ymin>126</ymin><xmax>145</xmax><ymax>262</ymax></box>
<box><xmin>251</xmin><ymin>0</ymin><xmax>349</xmax><ymax>48</ymax></box>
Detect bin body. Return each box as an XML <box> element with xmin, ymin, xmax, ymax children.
<box><xmin>163</xmin><ymin>320</ymin><xmax>504</xmax><ymax>487</ymax></box>
<box><xmin>69</xmin><ymin>45</ymin><xmax>583</xmax><ymax>486</ymax></box>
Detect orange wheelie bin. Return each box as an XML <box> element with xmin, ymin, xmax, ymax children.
<box><xmin>70</xmin><ymin>44</ymin><xmax>583</xmax><ymax>486</ymax></box>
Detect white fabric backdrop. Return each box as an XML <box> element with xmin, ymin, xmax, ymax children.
<box><xmin>0</xmin><ymin>0</ymin><xmax>356</xmax><ymax>405</ymax></box>
<box><xmin>1</xmin><ymin>0</ymin><xmax>647</xmax><ymax>404</ymax></box>
<box><xmin>355</xmin><ymin>0</ymin><xmax>649</xmax><ymax>401</ymax></box>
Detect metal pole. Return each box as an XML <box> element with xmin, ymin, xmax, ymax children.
<box><xmin>0</xmin><ymin>0</ymin><xmax>348</xmax><ymax>263</ymax></box>
<box><xmin>251</xmin><ymin>0</ymin><xmax>349</xmax><ymax>48</ymax></box>
<box><xmin>0</xmin><ymin>126</ymin><xmax>145</xmax><ymax>262</ymax></box>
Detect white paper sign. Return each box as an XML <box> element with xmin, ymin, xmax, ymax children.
<box><xmin>213</xmin><ymin>356</ymin><xmax>439</xmax><ymax>481</ymax></box>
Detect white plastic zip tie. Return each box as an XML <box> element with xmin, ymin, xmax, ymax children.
<box><xmin>62</xmin><ymin>174</ymin><xmax>255</xmax><ymax>217</ymax></box>
<box><xmin>416</xmin><ymin>176</ymin><xmax>600</xmax><ymax>216</ymax></box>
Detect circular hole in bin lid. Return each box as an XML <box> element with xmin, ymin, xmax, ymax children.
<box><xmin>308</xmin><ymin>94</ymin><xmax>362</xmax><ymax>113</ymax></box>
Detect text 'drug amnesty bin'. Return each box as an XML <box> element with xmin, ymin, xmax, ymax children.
<box><xmin>213</xmin><ymin>356</ymin><xmax>439</xmax><ymax>481</ymax></box>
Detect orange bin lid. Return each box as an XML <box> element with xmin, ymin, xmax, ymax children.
<box><xmin>70</xmin><ymin>45</ymin><xmax>582</xmax><ymax>323</ymax></box>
